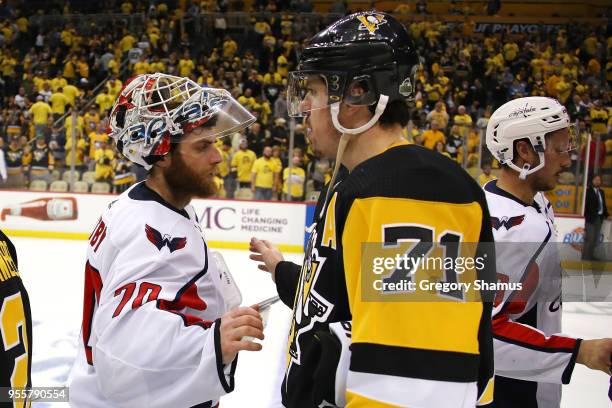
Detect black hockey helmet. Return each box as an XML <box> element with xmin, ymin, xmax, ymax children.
<box><xmin>287</xmin><ymin>11</ymin><xmax>420</xmax><ymax>122</ymax></box>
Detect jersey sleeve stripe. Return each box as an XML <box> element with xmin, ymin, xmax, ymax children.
<box><xmin>345</xmin><ymin>390</ymin><xmax>402</xmax><ymax>408</ymax></box>
<box><xmin>213</xmin><ymin>318</ymin><xmax>237</xmax><ymax>393</ymax></box>
<box><xmin>346</xmin><ymin>370</ymin><xmax>478</xmax><ymax>408</ymax></box>
<box><xmin>477</xmin><ymin>376</ymin><xmax>495</xmax><ymax>406</ymax></box>
<box><xmin>492</xmin><ymin>316</ymin><xmax>577</xmax><ymax>353</ymax></box>
<box><xmin>351</xmin><ymin>342</ymin><xmax>480</xmax><ymax>382</ymax></box>
<box><xmin>561</xmin><ymin>338</ymin><xmax>582</xmax><ymax>384</ymax></box>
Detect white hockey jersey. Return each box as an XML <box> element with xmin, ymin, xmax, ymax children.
<box><xmin>69</xmin><ymin>182</ymin><xmax>236</xmax><ymax>408</ymax></box>
<box><xmin>484</xmin><ymin>180</ymin><xmax>581</xmax><ymax>408</ymax></box>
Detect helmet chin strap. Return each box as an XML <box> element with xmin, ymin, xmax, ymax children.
<box><xmin>319</xmin><ymin>94</ymin><xmax>389</xmax><ymax>220</ymax></box>
<box><xmin>329</xmin><ymin>94</ymin><xmax>389</xmax><ymax>135</ymax></box>
<box><xmin>507</xmin><ymin>151</ymin><xmax>546</xmax><ymax>180</ymax></box>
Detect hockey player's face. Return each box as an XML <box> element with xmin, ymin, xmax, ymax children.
<box><xmin>301</xmin><ymin>75</ymin><xmax>341</xmax><ymax>158</ymax></box>
<box><xmin>533</xmin><ymin>128</ymin><xmax>572</xmax><ymax>191</ymax></box>
<box><xmin>164</xmin><ymin>126</ymin><xmax>222</xmax><ymax>198</ymax></box>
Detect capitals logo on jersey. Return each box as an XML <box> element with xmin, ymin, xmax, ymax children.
<box><xmin>491</xmin><ymin>215</ymin><xmax>525</xmax><ymax>231</ymax></box>
<box><xmin>145</xmin><ymin>224</ymin><xmax>187</xmax><ymax>252</ymax></box>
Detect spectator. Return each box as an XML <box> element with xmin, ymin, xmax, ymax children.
<box><xmin>83</xmin><ymin>106</ymin><xmax>101</xmax><ymax>131</ymax></box>
<box><xmin>178</xmin><ymin>50</ymin><xmax>195</xmax><ymax>77</ymax></box>
<box><xmin>427</xmin><ymin>101</ymin><xmax>449</xmax><ymax>129</ymax></box>
<box><xmin>283</xmin><ymin>155</ymin><xmax>305</xmax><ymax>201</ymax></box>
<box><xmin>49</xmin><ymin>87</ymin><xmax>68</xmax><ymax>120</ymax></box>
<box><xmin>478</xmin><ymin>161</ymin><xmax>496</xmax><ymax>187</ymax></box>
<box><xmin>29</xmin><ymin>136</ymin><xmax>54</xmax><ymax>183</ymax></box>
<box><xmin>88</xmin><ymin>122</ymin><xmax>108</xmax><ymax>166</ymax></box>
<box><xmin>238</xmin><ymin>88</ymin><xmax>256</xmax><ymax>111</ymax></box>
<box><xmin>435</xmin><ymin>140</ymin><xmax>451</xmax><ymax>158</ymax></box>
<box><xmin>230</xmin><ymin>138</ymin><xmax>256</xmax><ymax>191</ymax></box>
<box><xmin>253</xmin><ymin>95</ymin><xmax>272</xmax><ymax>126</ymax></box>
<box><xmin>28</xmin><ymin>95</ymin><xmax>52</xmax><ymax>138</ymax></box>
<box><xmin>218</xmin><ymin>139</ymin><xmax>234</xmax><ymax>198</ymax></box>
<box><xmin>270</xmin><ymin>117</ymin><xmax>288</xmax><ymax>148</ymax></box>
<box><xmin>95</xmin><ymin>88</ymin><xmax>114</xmax><ymax>115</ymax></box>
<box><xmin>94</xmin><ymin>139</ymin><xmax>114</xmax><ymax>183</ymax></box>
<box><xmin>222</xmin><ymin>36</ymin><xmax>238</xmax><ymax>60</ymax></box>
<box><xmin>421</xmin><ymin>120</ymin><xmax>446</xmax><ymax>150</ymax></box>
<box><xmin>590</xmin><ymin>100</ymin><xmax>608</xmax><ymax>135</ymax></box>
<box><xmin>263</xmin><ymin>73</ymin><xmax>282</xmax><ymax>105</ymax></box>
<box><xmin>246</xmin><ymin>122</ymin><xmax>267</xmax><ymax>156</ymax></box>
<box><xmin>106</xmin><ymin>75</ymin><xmax>123</xmax><ymax>100</ymax></box>
<box><xmin>62</xmin><ymin>81</ymin><xmax>81</xmax><ymax>108</ymax></box>
<box><xmin>251</xmin><ymin>145</ymin><xmax>280</xmax><ymax>200</ymax></box>
<box><xmin>51</xmin><ymin>73</ymin><xmax>68</xmax><ymax>94</ymax></box>
<box><xmin>64</xmin><ymin>110</ymin><xmax>85</xmax><ymax>142</ymax></box>
<box><xmin>14</xmin><ymin>86</ymin><xmax>27</xmax><ymax>109</ymax></box>
<box><xmin>4</xmin><ymin>138</ymin><xmax>25</xmax><ymax>189</ymax></box>
<box><xmin>445</xmin><ymin>125</ymin><xmax>463</xmax><ymax>162</ymax></box>
<box><xmin>64</xmin><ymin>127</ymin><xmax>88</xmax><ymax>172</ymax></box>
<box><xmin>454</xmin><ymin>105</ymin><xmax>472</xmax><ymax>130</ymax></box>
<box><xmin>583</xmin><ymin>174</ymin><xmax>609</xmax><ymax>261</ymax></box>
<box><xmin>273</xmin><ymin>87</ymin><xmax>288</xmax><ymax>120</ymax></box>
<box><xmin>271</xmin><ymin>145</ymin><xmax>283</xmax><ymax>198</ymax></box>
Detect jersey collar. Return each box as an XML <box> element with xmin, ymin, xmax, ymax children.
<box><xmin>484</xmin><ymin>179</ymin><xmax>541</xmax><ymax>212</ymax></box>
<box><xmin>128</xmin><ymin>182</ymin><xmax>190</xmax><ymax>219</ymax></box>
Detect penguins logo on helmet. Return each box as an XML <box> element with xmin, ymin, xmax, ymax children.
<box><xmin>357</xmin><ymin>13</ymin><xmax>387</xmax><ymax>34</ymax></box>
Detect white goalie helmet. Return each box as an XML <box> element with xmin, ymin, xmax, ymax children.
<box><xmin>486</xmin><ymin>96</ymin><xmax>576</xmax><ymax>179</ymax></box>
<box><xmin>107</xmin><ymin>73</ymin><xmax>255</xmax><ymax>169</ymax></box>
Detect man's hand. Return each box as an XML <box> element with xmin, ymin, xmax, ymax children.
<box><xmin>577</xmin><ymin>338</ymin><xmax>612</xmax><ymax>374</ymax></box>
<box><xmin>249</xmin><ymin>237</ymin><xmax>284</xmax><ymax>282</ymax></box>
<box><xmin>219</xmin><ymin>306</ymin><xmax>264</xmax><ymax>365</ymax></box>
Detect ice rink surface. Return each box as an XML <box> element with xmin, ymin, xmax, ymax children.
<box><xmin>11</xmin><ymin>237</ymin><xmax>612</xmax><ymax>407</ymax></box>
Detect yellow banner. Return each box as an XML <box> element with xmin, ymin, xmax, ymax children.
<box><xmin>544</xmin><ymin>186</ymin><xmax>612</xmax><ymax>215</ymax></box>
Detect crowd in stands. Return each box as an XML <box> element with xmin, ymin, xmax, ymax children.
<box><xmin>0</xmin><ymin>0</ymin><xmax>610</xmax><ymax>201</ymax></box>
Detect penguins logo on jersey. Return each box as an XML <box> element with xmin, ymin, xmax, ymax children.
<box><xmin>145</xmin><ymin>224</ymin><xmax>187</xmax><ymax>252</ymax></box>
<box><xmin>286</xmin><ymin>229</ymin><xmax>333</xmax><ymax>370</ymax></box>
<box><xmin>491</xmin><ymin>215</ymin><xmax>525</xmax><ymax>231</ymax></box>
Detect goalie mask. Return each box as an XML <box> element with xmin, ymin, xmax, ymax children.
<box><xmin>108</xmin><ymin>73</ymin><xmax>255</xmax><ymax>169</ymax></box>
<box><xmin>287</xmin><ymin>11</ymin><xmax>420</xmax><ymax>135</ymax></box>
<box><xmin>486</xmin><ymin>96</ymin><xmax>577</xmax><ymax>179</ymax></box>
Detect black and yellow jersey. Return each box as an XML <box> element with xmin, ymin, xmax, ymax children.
<box><xmin>0</xmin><ymin>230</ymin><xmax>32</xmax><ymax>408</ymax></box>
<box><xmin>275</xmin><ymin>143</ymin><xmax>494</xmax><ymax>407</ymax></box>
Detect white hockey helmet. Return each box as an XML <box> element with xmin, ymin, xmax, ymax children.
<box><xmin>107</xmin><ymin>73</ymin><xmax>255</xmax><ymax>170</ymax></box>
<box><xmin>486</xmin><ymin>96</ymin><xmax>575</xmax><ymax>179</ymax></box>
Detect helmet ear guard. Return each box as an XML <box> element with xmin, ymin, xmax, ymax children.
<box><xmin>343</xmin><ymin>75</ymin><xmax>378</xmax><ymax>106</ymax></box>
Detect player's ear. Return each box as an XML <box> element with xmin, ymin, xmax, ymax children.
<box><xmin>155</xmin><ymin>153</ymin><xmax>172</xmax><ymax>169</ymax></box>
<box><xmin>515</xmin><ymin>140</ymin><xmax>536</xmax><ymax>164</ymax></box>
<box><xmin>338</xmin><ymin>102</ymin><xmax>372</xmax><ymax>128</ymax></box>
